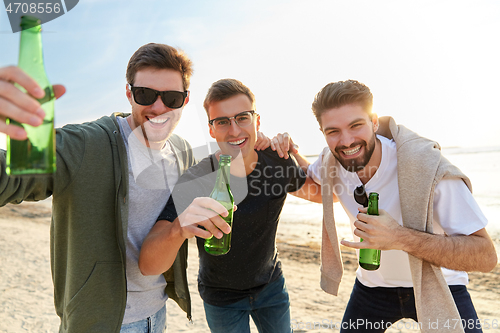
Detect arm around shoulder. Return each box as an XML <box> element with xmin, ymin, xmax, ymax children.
<box><xmin>289</xmin><ymin>152</ymin><xmax>339</xmax><ymax>204</ymax></box>
<box><xmin>290</xmin><ymin>175</ymin><xmax>323</xmax><ymax>203</ymax></box>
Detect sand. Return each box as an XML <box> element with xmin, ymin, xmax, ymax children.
<box><xmin>0</xmin><ymin>200</ymin><xmax>499</xmax><ymax>333</ymax></box>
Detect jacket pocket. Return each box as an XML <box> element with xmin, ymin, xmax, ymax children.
<box><xmin>63</xmin><ymin>261</ymin><xmax>124</xmax><ymax>332</ymax></box>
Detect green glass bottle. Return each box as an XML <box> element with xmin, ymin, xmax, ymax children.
<box><xmin>6</xmin><ymin>16</ymin><xmax>56</xmax><ymax>176</ymax></box>
<box><xmin>204</xmin><ymin>154</ymin><xmax>234</xmax><ymax>255</ymax></box>
<box><xmin>359</xmin><ymin>192</ymin><xmax>381</xmax><ymax>270</ymax></box>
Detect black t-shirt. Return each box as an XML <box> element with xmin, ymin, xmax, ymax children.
<box><xmin>158</xmin><ymin>148</ymin><xmax>306</xmax><ymax>305</ymax></box>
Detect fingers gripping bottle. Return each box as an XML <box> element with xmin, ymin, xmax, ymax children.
<box><xmin>204</xmin><ymin>155</ymin><xmax>234</xmax><ymax>255</ymax></box>
<box><xmin>6</xmin><ymin>16</ymin><xmax>56</xmax><ymax>176</ymax></box>
<box><xmin>359</xmin><ymin>192</ymin><xmax>381</xmax><ymax>270</ymax></box>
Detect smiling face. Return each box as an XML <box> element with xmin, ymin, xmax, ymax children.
<box><xmin>207</xmin><ymin>94</ymin><xmax>260</xmax><ymax>164</ymax></box>
<box><xmin>320</xmin><ymin>103</ymin><xmax>381</xmax><ymax>175</ymax></box>
<box><xmin>126</xmin><ymin>67</ymin><xmax>188</xmax><ymax>149</ymax></box>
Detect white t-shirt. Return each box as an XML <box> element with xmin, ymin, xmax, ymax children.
<box><xmin>308</xmin><ymin>135</ymin><xmax>488</xmax><ymax>287</ymax></box>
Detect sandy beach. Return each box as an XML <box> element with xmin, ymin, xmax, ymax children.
<box><xmin>0</xmin><ymin>199</ymin><xmax>499</xmax><ymax>333</ymax></box>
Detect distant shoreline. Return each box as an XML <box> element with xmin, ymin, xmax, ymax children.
<box><xmin>301</xmin><ymin>145</ymin><xmax>500</xmax><ymax>158</ymax></box>
<box><xmin>441</xmin><ymin>145</ymin><xmax>500</xmax><ymax>155</ymax></box>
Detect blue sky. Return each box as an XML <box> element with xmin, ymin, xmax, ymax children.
<box><xmin>1</xmin><ymin>0</ymin><xmax>500</xmax><ymax>155</ymax></box>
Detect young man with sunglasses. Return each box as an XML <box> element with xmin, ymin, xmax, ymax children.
<box><xmin>139</xmin><ymin>78</ymin><xmax>306</xmax><ymax>333</ymax></box>
<box><xmin>272</xmin><ymin>80</ymin><xmax>497</xmax><ymax>333</ymax></box>
<box><xmin>0</xmin><ymin>43</ymin><xmax>221</xmax><ymax>332</ymax></box>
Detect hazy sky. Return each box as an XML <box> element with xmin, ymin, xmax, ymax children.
<box><xmin>1</xmin><ymin>0</ymin><xmax>499</xmax><ymax>155</ymax></box>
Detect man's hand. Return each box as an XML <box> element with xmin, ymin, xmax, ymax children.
<box><xmin>341</xmin><ymin>208</ymin><xmax>404</xmax><ymax>250</ymax></box>
<box><xmin>177</xmin><ymin>197</ymin><xmax>233</xmax><ymax>239</ymax></box>
<box><xmin>255</xmin><ymin>130</ymin><xmax>271</xmax><ymax>151</ymax></box>
<box><xmin>341</xmin><ymin>207</ymin><xmax>497</xmax><ymax>272</ymax></box>
<box><xmin>0</xmin><ymin>66</ymin><xmax>66</xmax><ymax>140</ymax></box>
<box><xmin>270</xmin><ymin>132</ymin><xmax>299</xmax><ymax>159</ymax></box>
<box><xmin>139</xmin><ymin>198</ymin><xmax>235</xmax><ymax>275</ymax></box>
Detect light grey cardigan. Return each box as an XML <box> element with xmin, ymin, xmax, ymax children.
<box><xmin>320</xmin><ymin>116</ymin><xmax>470</xmax><ymax>332</ymax></box>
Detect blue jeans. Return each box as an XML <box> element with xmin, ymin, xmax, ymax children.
<box><xmin>341</xmin><ymin>279</ymin><xmax>482</xmax><ymax>333</ymax></box>
<box><xmin>203</xmin><ymin>275</ymin><xmax>292</xmax><ymax>333</ymax></box>
<box><xmin>120</xmin><ymin>304</ymin><xmax>166</xmax><ymax>333</ymax></box>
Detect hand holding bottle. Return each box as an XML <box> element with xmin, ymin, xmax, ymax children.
<box><xmin>176</xmin><ymin>197</ymin><xmax>233</xmax><ymax>240</ymax></box>
<box><xmin>341</xmin><ymin>207</ymin><xmax>404</xmax><ymax>251</ymax></box>
<box><xmin>0</xmin><ymin>66</ymin><xmax>65</xmax><ymax>140</ymax></box>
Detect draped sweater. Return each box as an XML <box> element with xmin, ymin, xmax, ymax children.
<box><xmin>320</xmin><ymin>116</ymin><xmax>469</xmax><ymax>333</ymax></box>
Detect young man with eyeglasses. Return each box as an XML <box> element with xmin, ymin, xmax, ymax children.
<box><xmin>272</xmin><ymin>80</ymin><xmax>496</xmax><ymax>333</ymax></box>
<box><xmin>139</xmin><ymin>78</ymin><xmax>306</xmax><ymax>333</ymax></box>
<box><xmin>0</xmin><ymin>43</ymin><xmax>217</xmax><ymax>333</ymax></box>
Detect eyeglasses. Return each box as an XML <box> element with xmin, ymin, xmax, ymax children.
<box><xmin>129</xmin><ymin>84</ymin><xmax>188</xmax><ymax>109</ymax></box>
<box><xmin>353</xmin><ymin>185</ymin><xmax>369</xmax><ymax>207</ymax></box>
<box><xmin>208</xmin><ymin>111</ymin><xmax>257</xmax><ymax>132</ymax></box>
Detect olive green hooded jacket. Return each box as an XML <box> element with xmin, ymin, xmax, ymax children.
<box><xmin>0</xmin><ymin>113</ymin><xmax>194</xmax><ymax>332</ymax></box>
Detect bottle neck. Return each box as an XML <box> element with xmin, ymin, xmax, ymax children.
<box><xmin>16</xmin><ymin>20</ymin><xmax>54</xmax><ymax>116</ymax></box>
<box><xmin>367</xmin><ymin>193</ymin><xmax>379</xmax><ymax>215</ymax></box>
<box><xmin>215</xmin><ymin>159</ymin><xmax>231</xmax><ymax>191</ymax></box>
<box><xmin>19</xmin><ymin>29</ymin><xmax>43</xmax><ymax>67</ymax></box>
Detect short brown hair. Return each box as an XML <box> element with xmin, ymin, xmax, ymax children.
<box><xmin>311</xmin><ymin>80</ymin><xmax>373</xmax><ymax>125</ymax></box>
<box><xmin>203</xmin><ymin>79</ymin><xmax>256</xmax><ymax>117</ymax></box>
<box><xmin>126</xmin><ymin>43</ymin><xmax>193</xmax><ymax>91</ymax></box>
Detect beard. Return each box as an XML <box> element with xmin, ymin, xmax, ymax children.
<box><xmin>140</xmin><ymin>122</ymin><xmax>173</xmax><ymax>145</ymax></box>
<box><xmin>129</xmin><ymin>108</ymin><xmax>182</xmax><ymax>149</ymax></box>
<box><xmin>332</xmin><ymin>134</ymin><xmax>376</xmax><ymax>173</ymax></box>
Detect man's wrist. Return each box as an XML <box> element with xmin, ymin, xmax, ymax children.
<box><xmin>393</xmin><ymin>225</ymin><xmax>412</xmax><ymax>252</ymax></box>
<box><xmin>171</xmin><ymin>218</ymin><xmax>187</xmax><ymax>241</ymax></box>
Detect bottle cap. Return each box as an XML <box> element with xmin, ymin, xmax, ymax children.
<box><xmin>20</xmin><ymin>16</ymin><xmax>42</xmax><ymax>31</ymax></box>
<box><xmin>219</xmin><ymin>154</ymin><xmax>232</xmax><ymax>162</ymax></box>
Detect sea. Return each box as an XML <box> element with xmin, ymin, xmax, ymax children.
<box><xmin>278</xmin><ymin>146</ymin><xmax>500</xmax><ymax>262</ymax></box>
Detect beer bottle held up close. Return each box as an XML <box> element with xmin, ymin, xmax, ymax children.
<box><xmin>359</xmin><ymin>192</ymin><xmax>381</xmax><ymax>270</ymax></box>
<box><xmin>6</xmin><ymin>15</ymin><xmax>56</xmax><ymax>176</ymax></box>
<box><xmin>204</xmin><ymin>154</ymin><xmax>234</xmax><ymax>255</ymax></box>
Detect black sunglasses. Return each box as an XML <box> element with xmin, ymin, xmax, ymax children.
<box><xmin>354</xmin><ymin>185</ymin><xmax>369</xmax><ymax>208</ymax></box>
<box><xmin>129</xmin><ymin>84</ymin><xmax>188</xmax><ymax>109</ymax></box>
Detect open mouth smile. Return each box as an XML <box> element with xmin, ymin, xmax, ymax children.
<box><xmin>342</xmin><ymin>145</ymin><xmax>361</xmax><ymax>156</ymax></box>
<box><xmin>228</xmin><ymin>138</ymin><xmax>247</xmax><ymax>146</ymax></box>
<box><xmin>147</xmin><ymin>116</ymin><xmax>169</xmax><ymax>125</ymax></box>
